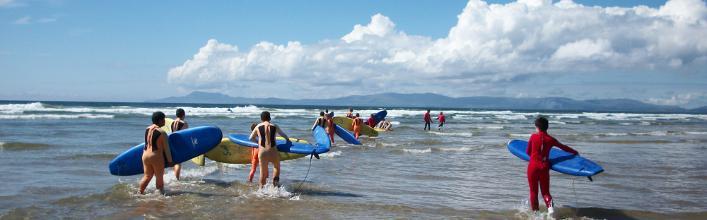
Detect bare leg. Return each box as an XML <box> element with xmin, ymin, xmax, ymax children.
<box><xmin>273</xmin><ymin>158</ymin><xmax>281</xmax><ymax>186</ymax></box>
<box><xmin>173</xmin><ymin>164</ymin><xmax>181</xmax><ymax>180</ymax></box>
<box><xmin>154</xmin><ymin>163</ymin><xmax>165</xmax><ymax>195</ymax></box>
<box><xmin>139</xmin><ymin>163</ymin><xmax>155</xmax><ymax>194</ymax></box>
<box><xmin>259</xmin><ymin>157</ymin><xmax>269</xmax><ymax>188</ymax></box>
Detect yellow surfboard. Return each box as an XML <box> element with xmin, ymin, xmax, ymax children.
<box><xmin>201</xmin><ymin>138</ymin><xmax>307</xmax><ymax>164</ymax></box>
<box><xmin>332</xmin><ymin>116</ymin><xmax>378</xmax><ymax>137</ymax></box>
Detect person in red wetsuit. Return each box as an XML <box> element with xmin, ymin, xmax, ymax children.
<box><xmin>423</xmin><ymin>109</ymin><xmax>432</xmax><ymax>131</ymax></box>
<box><xmin>366</xmin><ymin>114</ymin><xmax>376</xmax><ymax>127</ymax></box>
<box><xmin>526</xmin><ymin>116</ymin><xmax>579</xmax><ymax>214</ymax></box>
<box><xmin>436</xmin><ymin>112</ymin><xmax>446</xmax><ymax>130</ymax></box>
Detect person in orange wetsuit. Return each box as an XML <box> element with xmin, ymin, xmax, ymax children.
<box><xmin>351</xmin><ymin>113</ymin><xmax>362</xmax><ymax>139</ymax></box>
<box><xmin>526</xmin><ymin>116</ymin><xmax>579</xmax><ymax>214</ymax></box>
<box><xmin>248</xmin><ymin>123</ymin><xmax>259</xmax><ymax>183</ymax></box>
<box><xmin>325</xmin><ymin>112</ymin><xmax>336</xmax><ymax>144</ymax></box>
<box><xmin>139</xmin><ymin>111</ymin><xmax>174</xmax><ymax>195</ymax></box>
<box><xmin>170</xmin><ymin>108</ymin><xmax>189</xmax><ymax>180</ymax></box>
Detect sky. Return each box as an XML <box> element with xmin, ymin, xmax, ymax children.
<box><xmin>1</xmin><ymin>0</ymin><xmax>706</xmax><ymax>108</ymax></box>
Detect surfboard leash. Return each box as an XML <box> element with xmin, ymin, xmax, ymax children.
<box><xmin>293</xmin><ymin>153</ymin><xmax>315</xmax><ymax>194</ymax></box>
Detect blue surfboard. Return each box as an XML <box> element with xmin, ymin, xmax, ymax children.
<box><xmin>228</xmin><ymin>126</ymin><xmax>330</xmax><ymax>155</ymax></box>
<box><xmin>334</xmin><ymin>124</ymin><xmax>361</xmax><ymax>145</ymax></box>
<box><xmin>109</xmin><ymin>126</ymin><xmax>223</xmax><ymax>176</ymax></box>
<box><xmin>507</xmin><ymin>139</ymin><xmax>603</xmax><ymax>177</ymax></box>
<box><xmin>374</xmin><ymin>110</ymin><xmax>387</xmax><ymax>122</ymax></box>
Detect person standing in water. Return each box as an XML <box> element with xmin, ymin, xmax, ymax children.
<box><xmin>526</xmin><ymin>116</ymin><xmax>579</xmax><ymax>214</ymax></box>
<box><xmin>423</xmin><ymin>109</ymin><xmax>432</xmax><ymax>131</ymax></box>
<box><xmin>325</xmin><ymin>112</ymin><xmax>336</xmax><ymax>144</ymax></box>
<box><xmin>437</xmin><ymin>112</ymin><xmax>446</xmax><ymax>130</ymax></box>
<box><xmin>139</xmin><ymin>111</ymin><xmax>174</xmax><ymax>195</ymax></box>
<box><xmin>366</xmin><ymin>113</ymin><xmax>376</xmax><ymax>127</ymax></box>
<box><xmin>346</xmin><ymin>107</ymin><xmax>354</xmax><ymax>118</ymax></box>
<box><xmin>170</xmin><ymin>108</ymin><xmax>188</xmax><ymax>180</ymax></box>
<box><xmin>248</xmin><ymin>123</ymin><xmax>259</xmax><ymax>183</ymax></box>
<box><xmin>352</xmin><ymin>113</ymin><xmax>363</xmax><ymax>139</ymax></box>
<box><xmin>311</xmin><ymin>111</ymin><xmax>327</xmax><ymax>130</ymax></box>
<box><xmin>249</xmin><ymin>111</ymin><xmax>291</xmax><ymax>188</ymax></box>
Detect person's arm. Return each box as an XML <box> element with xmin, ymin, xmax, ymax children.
<box><xmin>183</xmin><ymin>121</ymin><xmax>189</xmax><ymax>130</ymax></box>
<box><xmin>249</xmin><ymin>126</ymin><xmax>258</xmax><ymax>142</ymax></box>
<box><xmin>160</xmin><ymin>130</ymin><xmax>173</xmax><ymax>164</ymax></box>
<box><xmin>312</xmin><ymin>118</ymin><xmax>319</xmax><ymax>130</ymax></box>
<box><xmin>551</xmin><ymin>137</ymin><xmax>578</xmax><ymax>155</ymax></box>
<box><xmin>275</xmin><ymin>125</ymin><xmax>291</xmax><ymax>144</ymax></box>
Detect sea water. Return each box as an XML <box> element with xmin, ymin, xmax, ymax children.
<box><xmin>1</xmin><ymin>101</ymin><xmax>706</xmax><ymax>219</ymax></box>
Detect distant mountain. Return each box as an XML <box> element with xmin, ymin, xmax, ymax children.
<box><xmin>151</xmin><ymin>91</ymin><xmax>691</xmax><ymax>113</ymax></box>
<box><xmin>690</xmin><ymin>106</ymin><xmax>707</xmax><ymax>113</ymax></box>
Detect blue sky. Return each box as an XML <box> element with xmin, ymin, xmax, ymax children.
<box><xmin>1</xmin><ymin>0</ymin><xmax>706</xmax><ymax>108</ymax></box>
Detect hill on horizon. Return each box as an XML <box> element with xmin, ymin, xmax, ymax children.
<box><xmin>150</xmin><ymin>91</ymin><xmax>707</xmax><ymax>113</ymax></box>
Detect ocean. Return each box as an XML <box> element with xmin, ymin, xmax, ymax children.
<box><xmin>1</xmin><ymin>101</ymin><xmax>706</xmax><ymax>219</ymax></box>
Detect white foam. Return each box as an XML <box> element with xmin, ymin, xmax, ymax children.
<box><xmin>438</xmin><ymin>147</ymin><xmax>475</xmax><ymax>152</ymax></box>
<box><xmin>0</xmin><ymin>114</ymin><xmax>114</xmax><ymax>119</ymax></box>
<box><xmin>686</xmin><ymin>131</ymin><xmax>707</xmax><ymax>135</ymax></box>
<box><xmin>321</xmin><ymin>150</ymin><xmax>342</xmax><ymax>158</ymax></box>
<box><xmin>253</xmin><ymin>184</ymin><xmax>296</xmax><ymax>199</ymax></box>
<box><xmin>429</xmin><ymin>131</ymin><xmax>474</xmax><ymax>137</ymax></box>
<box><xmin>403</xmin><ymin>148</ymin><xmax>432</xmax><ymax>154</ymax></box>
<box><xmin>509</xmin><ymin>133</ymin><xmax>531</xmax><ymax>138</ymax></box>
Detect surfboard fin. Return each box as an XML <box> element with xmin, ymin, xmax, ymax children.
<box><xmin>587</xmin><ymin>176</ymin><xmax>594</xmax><ymax>182</ymax></box>
<box><xmin>313</xmin><ymin>153</ymin><xmax>320</xmax><ymax>159</ymax></box>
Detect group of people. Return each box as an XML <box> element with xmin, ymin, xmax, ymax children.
<box><xmin>423</xmin><ymin>110</ymin><xmax>445</xmax><ymax>131</ymax></box>
<box><xmin>137</xmin><ymin>107</ymin><xmax>579</xmax><ymax>215</ymax></box>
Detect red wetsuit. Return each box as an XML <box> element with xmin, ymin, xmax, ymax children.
<box><xmin>526</xmin><ymin>131</ymin><xmax>578</xmax><ymax>211</ymax></box>
<box><xmin>366</xmin><ymin>117</ymin><xmax>376</xmax><ymax>127</ymax></box>
<box><xmin>424</xmin><ymin>112</ymin><xmax>431</xmax><ymax>122</ymax></box>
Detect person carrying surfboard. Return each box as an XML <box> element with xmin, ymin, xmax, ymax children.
<box><xmin>526</xmin><ymin>116</ymin><xmax>579</xmax><ymax>215</ymax></box>
<box><xmin>139</xmin><ymin>111</ymin><xmax>174</xmax><ymax>195</ymax></box>
<box><xmin>249</xmin><ymin>111</ymin><xmax>291</xmax><ymax>188</ymax></box>
<box><xmin>170</xmin><ymin>108</ymin><xmax>189</xmax><ymax>180</ymax></box>
<box><xmin>437</xmin><ymin>112</ymin><xmax>446</xmax><ymax>130</ymax></box>
<box><xmin>325</xmin><ymin>113</ymin><xmax>336</xmax><ymax>145</ymax></box>
<box><xmin>311</xmin><ymin>111</ymin><xmax>327</xmax><ymax>130</ymax></box>
<box><xmin>352</xmin><ymin>113</ymin><xmax>363</xmax><ymax>139</ymax></box>
<box><xmin>366</xmin><ymin>114</ymin><xmax>376</xmax><ymax>127</ymax></box>
<box><xmin>423</xmin><ymin>109</ymin><xmax>432</xmax><ymax>131</ymax></box>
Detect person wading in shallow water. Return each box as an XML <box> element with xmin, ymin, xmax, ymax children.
<box><xmin>139</xmin><ymin>111</ymin><xmax>174</xmax><ymax>195</ymax></box>
<box><xmin>423</xmin><ymin>109</ymin><xmax>432</xmax><ymax>131</ymax></box>
<box><xmin>170</xmin><ymin>108</ymin><xmax>188</xmax><ymax>180</ymax></box>
<box><xmin>249</xmin><ymin>111</ymin><xmax>291</xmax><ymax>188</ymax></box>
<box><xmin>526</xmin><ymin>116</ymin><xmax>579</xmax><ymax>215</ymax></box>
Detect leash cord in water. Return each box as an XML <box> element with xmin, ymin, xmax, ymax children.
<box><xmin>571</xmin><ymin>176</ymin><xmax>579</xmax><ymax>217</ymax></box>
<box><xmin>294</xmin><ymin>153</ymin><xmax>314</xmax><ymax>193</ymax></box>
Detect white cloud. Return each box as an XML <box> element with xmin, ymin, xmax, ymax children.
<box><xmin>646</xmin><ymin>92</ymin><xmax>707</xmax><ymax>107</ymax></box>
<box><xmin>168</xmin><ymin>0</ymin><xmax>707</xmax><ymax>98</ymax></box>
<box><xmin>0</xmin><ymin>0</ymin><xmax>16</xmax><ymax>7</ymax></box>
<box><xmin>13</xmin><ymin>16</ymin><xmax>30</xmax><ymax>24</ymax></box>
<box><xmin>13</xmin><ymin>15</ymin><xmax>57</xmax><ymax>25</ymax></box>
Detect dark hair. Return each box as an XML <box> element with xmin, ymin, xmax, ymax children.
<box><xmin>250</xmin><ymin>123</ymin><xmax>258</xmax><ymax>131</ymax></box>
<box><xmin>320</xmin><ymin>111</ymin><xmax>325</xmax><ymax>116</ymax></box>
<box><xmin>152</xmin><ymin>111</ymin><xmax>165</xmax><ymax>124</ymax></box>
<box><xmin>535</xmin><ymin>116</ymin><xmax>549</xmax><ymax>132</ymax></box>
<box><xmin>355</xmin><ymin>113</ymin><xmax>360</xmax><ymax>117</ymax></box>
<box><xmin>349</xmin><ymin>107</ymin><xmax>353</xmax><ymax>111</ymax></box>
<box><xmin>261</xmin><ymin>111</ymin><xmax>271</xmax><ymax>121</ymax></box>
<box><xmin>427</xmin><ymin>109</ymin><xmax>430</xmax><ymax>112</ymax></box>
<box><xmin>176</xmin><ymin>108</ymin><xmax>185</xmax><ymax>118</ymax></box>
